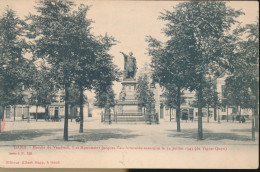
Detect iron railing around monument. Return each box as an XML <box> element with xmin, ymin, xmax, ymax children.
<box><xmin>115</xmin><ymin>112</ymin><xmax>144</xmax><ymax>123</ymax></box>
<box><xmin>101</xmin><ymin>111</ymin><xmax>159</xmax><ymax>124</ymax></box>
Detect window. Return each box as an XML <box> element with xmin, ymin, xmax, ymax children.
<box><xmin>209</xmin><ymin>111</ymin><xmax>213</xmax><ymax>117</ymax></box>
<box><xmin>60</xmin><ymin>107</ymin><xmax>64</xmax><ymax>116</ymax></box>
<box><xmin>189</xmin><ymin>109</ymin><xmax>194</xmax><ymax>117</ymax></box>
<box><xmin>50</xmin><ymin>107</ymin><xmax>54</xmax><ymax>116</ymax></box>
<box><xmin>222</xmin><ymin>107</ymin><xmax>226</xmax><ymax>112</ymax></box>
<box><xmin>232</xmin><ymin>107</ymin><xmax>238</xmax><ymax>113</ymax></box>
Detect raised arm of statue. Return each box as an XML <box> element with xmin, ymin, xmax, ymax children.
<box><xmin>120</xmin><ymin>52</ymin><xmax>128</xmax><ymax>58</ymax></box>
<box><xmin>120</xmin><ymin>51</ymin><xmax>128</xmax><ymax>73</ymax></box>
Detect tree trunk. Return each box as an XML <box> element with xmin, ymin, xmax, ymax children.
<box><xmin>252</xmin><ymin>108</ymin><xmax>255</xmax><ymax>141</ymax></box>
<box><xmin>14</xmin><ymin>105</ymin><xmax>16</xmax><ymax>121</ymax></box>
<box><xmin>0</xmin><ymin>107</ymin><xmax>1</xmax><ymax>134</ymax></box>
<box><xmin>218</xmin><ymin>108</ymin><xmax>221</xmax><ymax>124</ymax></box>
<box><xmin>36</xmin><ymin>105</ymin><xmax>38</xmax><ymax>122</ymax></box>
<box><xmin>105</xmin><ymin>92</ymin><xmax>111</xmax><ymax>125</ymax></box>
<box><xmin>45</xmin><ymin>106</ymin><xmax>48</xmax><ymax>117</ymax></box>
<box><xmin>74</xmin><ymin>106</ymin><xmax>77</xmax><ymax>119</ymax></box>
<box><xmin>214</xmin><ymin>106</ymin><xmax>217</xmax><ymax>121</ymax></box>
<box><xmin>27</xmin><ymin>105</ymin><xmax>30</xmax><ymax>123</ymax></box>
<box><xmin>255</xmin><ymin>93</ymin><xmax>259</xmax><ymax>130</ymax></box>
<box><xmin>197</xmin><ymin>86</ymin><xmax>203</xmax><ymax>140</ymax></box>
<box><xmin>235</xmin><ymin>105</ymin><xmax>239</xmax><ymax>122</ymax></box>
<box><xmin>255</xmin><ymin>105</ymin><xmax>259</xmax><ymax>131</ymax></box>
<box><xmin>45</xmin><ymin>106</ymin><xmax>49</xmax><ymax>121</ymax></box>
<box><xmin>176</xmin><ymin>86</ymin><xmax>181</xmax><ymax>132</ymax></box>
<box><xmin>79</xmin><ymin>85</ymin><xmax>84</xmax><ymax>133</ymax></box>
<box><xmin>144</xmin><ymin>107</ymin><xmax>146</xmax><ymax>121</ymax></box>
<box><xmin>226</xmin><ymin>105</ymin><xmax>229</xmax><ymax>122</ymax></box>
<box><xmin>0</xmin><ymin>106</ymin><xmax>4</xmax><ymax>133</ymax></box>
<box><xmin>175</xmin><ymin>108</ymin><xmax>178</xmax><ymax>122</ymax></box>
<box><xmin>64</xmin><ymin>84</ymin><xmax>69</xmax><ymax>141</ymax></box>
<box><xmin>207</xmin><ymin>104</ymin><xmax>210</xmax><ymax>123</ymax></box>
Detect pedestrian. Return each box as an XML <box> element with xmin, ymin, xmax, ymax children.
<box><xmin>76</xmin><ymin>116</ymin><xmax>80</xmax><ymax>123</ymax></box>
<box><xmin>241</xmin><ymin>116</ymin><xmax>246</xmax><ymax>123</ymax></box>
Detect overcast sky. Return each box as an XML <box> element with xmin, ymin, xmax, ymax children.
<box><xmin>0</xmin><ymin>0</ymin><xmax>259</xmax><ymax>98</ymax></box>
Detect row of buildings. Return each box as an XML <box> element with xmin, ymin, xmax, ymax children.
<box><xmin>3</xmin><ymin>88</ymin><xmax>90</xmax><ymax>121</ymax></box>
<box><xmin>135</xmin><ymin>64</ymin><xmax>254</xmax><ymax>123</ymax></box>
<box><xmin>157</xmin><ymin>75</ymin><xmax>253</xmax><ymax>122</ymax></box>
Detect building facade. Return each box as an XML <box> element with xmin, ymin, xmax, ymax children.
<box><xmin>4</xmin><ymin>87</ymin><xmax>89</xmax><ymax>120</ymax></box>
<box><xmin>158</xmin><ymin>74</ymin><xmax>253</xmax><ymax>122</ymax></box>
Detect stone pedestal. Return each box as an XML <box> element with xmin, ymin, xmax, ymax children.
<box><xmin>116</xmin><ymin>79</ymin><xmax>140</xmax><ymax>115</ymax></box>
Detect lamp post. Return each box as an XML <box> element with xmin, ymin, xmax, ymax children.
<box><xmin>27</xmin><ymin>104</ymin><xmax>30</xmax><ymax>123</ymax></box>
<box><xmin>218</xmin><ymin>94</ymin><xmax>223</xmax><ymax>124</ymax></box>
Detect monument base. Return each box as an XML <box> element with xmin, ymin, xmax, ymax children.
<box><xmin>116</xmin><ymin>100</ymin><xmax>140</xmax><ymax>115</ymax></box>
<box><xmin>115</xmin><ymin>79</ymin><xmax>144</xmax><ymax>122</ymax></box>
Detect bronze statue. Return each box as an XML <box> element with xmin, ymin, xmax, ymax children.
<box><xmin>120</xmin><ymin>51</ymin><xmax>137</xmax><ymax>80</ymax></box>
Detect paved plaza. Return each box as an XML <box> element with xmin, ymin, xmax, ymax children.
<box><xmin>0</xmin><ymin>115</ymin><xmax>258</xmax><ymax>146</ymax></box>
<box><xmin>1</xmin><ymin>115</ymin><xmax>259</xmax><ymax>169</ymax></box>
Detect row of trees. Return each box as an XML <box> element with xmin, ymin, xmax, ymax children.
<box><xmin>0</xmin><ymin>7</ymin><xmax>32</xmax><ymax>130</ymax></box>
<box><xmin>147</xmin><ymin>2</ymin><xmax>258</xmax><ymax>140</ymax></box>
<box><xmin>224</xmin><ymin>21</ymin><xmax>259</xmax><ymax>131</ymax></box>
<box><xmin>0</xmin><ymin>0</ymin><xmax>120</xmax><ymax>140</ymax></box>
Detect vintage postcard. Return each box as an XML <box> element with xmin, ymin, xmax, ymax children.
<box><xmin>0</xmin><ymin>0</ymin><xmax>259</xmax><ymax>169</ymax></box>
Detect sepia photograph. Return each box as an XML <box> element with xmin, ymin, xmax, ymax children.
<box><xmin>0</xmin><ymin>0</ymin><xmax>259</xmax><ymax>169</ymax></box>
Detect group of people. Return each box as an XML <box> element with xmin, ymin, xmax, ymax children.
<box><xmin>239</xmin><ymin>116</ymin><xmax>246</xmax><ymax>123</ymax></box>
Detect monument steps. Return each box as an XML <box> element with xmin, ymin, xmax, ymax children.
<box><xmin>115</xmin><ymin>116</ymin><xmax>145</xmax><ymax>122</ymax></box>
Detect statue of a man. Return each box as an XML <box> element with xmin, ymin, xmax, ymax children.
<box><xmin>120</xmin><ymin>51</ymin><xmax>137</xmax><ymax>80</ymax></box>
